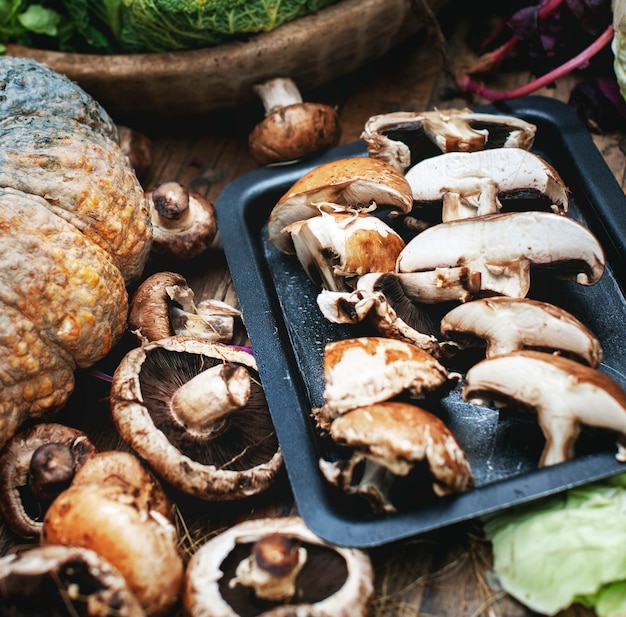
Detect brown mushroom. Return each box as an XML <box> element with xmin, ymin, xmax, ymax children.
<box><xmin>184</xmin><ymin>516</ymin><xmax>374</xmax><ymax>617</ymax></box>
<box><xmin>248</xmin><ymin>77</ymin><xmax>341</xmax><ymax>165</ymax></box>
<box><xmin>0</xmin><ymin>544</ymin><xmax>145</xmax><ymax>617</ymax></box>
<box><xmin>312</xmin><ymin>336</ymin><xmax>460</xmax><ymax>430</ymax></box>
<box><xmin>109</xmin><ymin>336</ymin><xmax>283</xmax><ymax>500</ymax></box>
<box><xmin>147</xmin><ymin>181</ymin><xmax>217</xmax><ymax>260</ymax></box>
<box><xmin>0</xmin><ymin>422</ymin><xmax>96</xmax><ymax>539</ymax></box>
<box><xmin>129</xmin><ymin>270</ymin><xmax>241</xmax><ymax>344</ymax></box>
<box><xmin>319</xmin><ymin>401</ymin><xmax>474</xmax><ymax>513</ymax></box>
<box><xmin>41</xmin><ymin>450</ymin><xmax>183</xmax><ymax>616</ymax></box>
<box><xmin>267</xmin><ymin>156</ymin><xmax>413</xmax><ymax>254</ymax></box>
<box><xmin>462</xmin><ymin>350</ymin><xmax>626</xmax><ymax>467</ymax></box>
<box><xmin>117</xmin><ymin>124</ymin><xmax>152</xmax><ymax>179</ymax></box>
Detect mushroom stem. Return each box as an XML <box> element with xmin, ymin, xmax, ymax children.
<box><xmin>151</xmin><ymin>181</ymin><xmax>192</xmax><ymax>229</ymax></box>
<box><xmin>28</xmin><ymin>443</ymin><xmax>76</xmax><ymax>501</ymax></box>
<box><xmin>253</xmin><ymin>77</ymin><xmax>303</xmax><ymax>114</ymax></box>
<box><xmin>170</xmin><ymin>363</ymin><xmax>251</xmax><ymax>436</ymax></box>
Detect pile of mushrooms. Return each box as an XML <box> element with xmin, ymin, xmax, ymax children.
<box><xmin>264</xmin><ymin>105</ymin><xmax>626</xmax><ymax>513</ymax></box>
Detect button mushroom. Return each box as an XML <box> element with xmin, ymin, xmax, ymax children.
<box><xmin>41</xmin><ymin>450</ymin><xmax>183</xmax><ymax>617</ymax></box>
<box><xmin>129</xmin><ymin>270</ymin><xmax>241</xmax><ymax>344</ymax></box>
<box><xmin>313</xmin><ymin>336</ymin><xmax>460</xmax><ymax>430</ymax></box>
<box><xmin>319</xmin><ymin>401</ymin><xmax>474</xmax><ymax>514</ymax></box>
<box><xmin>462</xmin><ymin>350</ymin><xmax>626</xmax><ymax>467</ymax></box>
<box><xmin>109</xmin><ymin>336</ymin><xmax>283</xmax><ymax>500</ymax></box>
<box><xmin>0</xmin><ymin>422</ymin><xmax>96</xmax><ymax>539</ymax></box>
<box><xmin>284</xmin><ymin>206</ymin><xmax>406</xmax><ymax>291</ymax></box>
<box><xmin>184</xmin><ymin>516</ymin><xmax>374</xmax><ymax>617</ymax></box>
<box><xmin>405</xmin><ymin>147</ymin><xmax>569</xmax><ymax>222</ymax></box>
<box><xmin>267</xmin><ymin>156</ymin><xmax>413</xmax><ymax>254</ymax></box>
<box><xmin>0</xmin><ymin>544</ymin><xmax>144</xmax><ymax>617</ymax></box>
<box><xmin>440</xmin><ymin>296</ymin><xmax>603</xmax><ymax>367</ymax></box>
<box><xmin>396</xmin><ymin>211</ymin><xmax>605</xmax><ymax>298</ymax></box>
<box><xmin>248</xmin><ymin>77</ymin><xmax>341</xmax><ymax>165</ymax></box>
<box><xmin>147</xmin><ymin>181</ymin><xmax>217</xmax><ymax>260</ymax></box>
<box><xmin>362</xmin><ymin>108</ymin><xmax>537</xmax><ymax>172</ymax></box>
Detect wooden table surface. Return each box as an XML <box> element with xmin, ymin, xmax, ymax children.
<box><xmin>3</xmin><ymin>1</ymin><xmax>625</xmax><ymax>615</ymax></box>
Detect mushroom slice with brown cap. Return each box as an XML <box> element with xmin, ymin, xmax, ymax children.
<box><xmin>312</xmin><ymin>336</ymin><xmax>460</xmax><ymax>430</ymax></box>
<box><xmin>405</xmin><ymin>147</ymin><xmax>569</xmax><ymax>222</ymax></box>
<box><xmin>440</xmin><ymin>296</ymin><xmax>603</xmax><ymax>367</ymax></box>
<box><xmin>267</xmin><ymin>156</ymin><xmax>413</xmax><ymax>254</ymax></box>
<box><xmin>0</xmin><ymin>422</ymin><xmax>96</xmax><ymax>539</ymax></box>
<box><xmin>147</xmin><ymin>181</ymin><xmax>217</xmax><ymax>260</ymax></box>
<box><xmin>184</xmin><ymin>516</ymin><xmax>374</xmax><ymax>617</ymax></box>
<box><xmin>396</xmin><ymin>211</ymin><xmax>605</xmax><ymax>298</ymax></box>
<box><xmin>362</xmin><ymin>108</ymin><xmax>537</xmax><ymax>171</ymax></box>
<box><xmin>462</xmin><ymin>350</ymin><xmax>626</xmax><ymax>467</ymax></box>
<box><xmin>110</xmin><ymin>336</ymin><xmax>283</xmax><ymax>500</ymax></box>
<box><xmin>41</xmin><ymin>450</ymin><xmax>183</xmax><ymax>617</ymax></box>
<box><xmin>248</xmin><ymin>77</ymin><xmax>341</xmax><ymax>165</ymax></box>
<box><xmin>129</xmin><ymin>270</ymin><xmax>241</xmax><ymax>344</ymax></box>
<box><xmin>0</xmin><ymin>545</ymin><xmax>145</xmax><ymax>617</ymax></box>
<box><xmin>284</xmin><ymin>206</ymin><xmax>405</xmax><ymax>291</ymax></box>
<box><xmin>319</xmin><ymin>401</ymin><xmax>474</xmax><ymax>514</ymax></box>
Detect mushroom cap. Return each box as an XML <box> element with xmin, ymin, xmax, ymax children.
<box><xmin>184</xmin><ymin>516</ymin><xmax>374</xmax><ymax>617</ymax></box>
<box><xmin>0</xmin><ymin>544</ymin><xmax>144</xmax><ymax>617</ymax></box>
<box><xmin>268</xmin><ymin>156</ymin><xmax>413</xmax><ymax>254</ymax></box>
<box><xmin>109</xmin><ymin>336</ymin><xmax>283</xmax><ymax>500</ymax></box>
<box><xmin>396</xmin><ymin>211</ymin><xmax>605</xmax><ymax>298</ymax></box>
<box><xmin>362</xmin><ymin>108</ymin><xmax>537</xmax><ymax>171</ymax></box>
<box><xmin>249</xmin><ymin>101</ymin><xmax>341</xmax><ymax>165</ymax></box>
<box><xmin>0</xmin><ymin>422</ymin><xmax>96</xmax><ymax>539</ymax></box>
<box><xmin>440</xmin><ymin>296</ymin><xmax>603</xmax><ymax>367</ymax></box>
<box><xmin>329</xmin><ymin>401</ymin><xmax>474</xmax><ymax>496</ymax></box>
<box><xmin>313</xmin><ymin>336</ymin><xmax>459</xmax><ymax>429</ymax></box>
<box><xmin>462</xmin><ymin>350</ymin><xmax>626</xmax><ymax>467</ymax></box>
<box><xmin>284</xmin><ymin>209</ymin><xmax>405</xmax><ymax>291</ymax></box>
<box><xmin>42</xmin><ymin>480</ymin><xmax>183</xmax><ymax>616</ymax></box>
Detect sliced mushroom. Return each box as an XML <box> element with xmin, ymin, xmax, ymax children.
<box><xmin>462</xmin><ymin>350</ymin><xmax>626</xmax><ymax>467</ymax></box>
<box><xmin>319</xmin><ymin>401</ymin><xmax>474</xmax><ymax>513</ymax></box>
<box><xmin>129</xmin><ymin>270</ymin><xmax>241</xmax><ymax>344</ymax></box>
<box><xmin>147</xmin><ymin>181</ymin><xmax>217</xmax><ymax>260</ymax></box>
<box><xmin>41</xmin><ymin>450</ymin><xmax>183</xmax><ymax>616</ymax></box>
<box><xmin>396</xmin><ymin>211</ymin><xmax>605</xmax><ymax>298</ymax></box>
<box><xmin>313</xmin><ymin>336</ymin><xmax>460</xmax><ymax>430</ymax></box>
<box><xmin>284</xmin><ymin>206</ymin><xmax>405</xmax><ymax>291</ymax></box>
<box><xmin>249</xmin><ymin>77</ymin><xmax>341</xmax><ymax>165</ymax></box>
<box><xmin>404</xmin><ymin>147</ymin><xmax>569</xmax><ymax>221</ymax></box>
<box><xmin>440</xmin><ymin>296</ymin><xmax>603</xmax><ymax>367</ymax></box>
<box><xmin>0</xmin><ymin>544</ymin><xmax>144</xmax><ymax>617</ymax></box>
<box><xmin>0</xmin><ymin>422</ymin><xmax>96</xmax><ymax>539</ymax></box>
<box><xmin>184</xmin><ymin>516</ymin><xmax>374</xmax><ymax>617</ymax></box>
<box><xmin>268</xmin><ymin>156</ymin><xmax>413</xmax><ymax>254</ymax></box>
<box><xmin>109</xmin><ymin>336</ymin><xmax>283</xmax><ymax>500</ymax></box>
<box><xmin>362</xmin><ymin>108</ymin><xmax>537</xmax><ymax>171</ymax></box>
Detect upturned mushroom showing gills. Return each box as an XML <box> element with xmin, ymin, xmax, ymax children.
<box><xmin>440</xmin><ymin>296</ymin><xmax>603</xmax><ymax>367</ymax></box>
<box><xmin>396</xmin><ymin>211</ymin><xmax>605</xmax><ymax>298</ymax></box>
<box><xmin>110</xmin><ymin>336</ymin><xmax>283</xmax><ymax>500</ymax></box>
<box><xmin>319</xmin><ymin>401</ymin><xmax>474</xmax><ymax>514</ymax></box>
<box><xmin>248</xmin><ymin>76</ymin><xmax>341</xmax><ymax>165</ymax></box>
<box><xmin>404</xmin><ymin>147</ymin><xmax>569</xmax><ymax>222</ymax></box>
<box><xmin>362</xmin><ymin>108</ymin><xmax>537</xmax><ymax>171</ymax></box>
<box><xmin>462</xmin><ymin>350</ymin><xmax>626</xmax><ymax>467</ymax></box>
<box><xmin>0</xmin><ymin>545</ymin><xmax>145</xmax><ymax>617</ymax></box>
<box><xmin>184</xmin><ymin>516</ymin><xmax>375</xmax><ymax>617</ymax></box>
<box><xmin>284</xmin><ymin>207</ymin><xmax>406</xmax><ymax>292</ymax></box>
<box><xmin>129</xmin><ymin>270</ymin><xmax>241</xmax><ymax>344</ymax></box>
<box><xmin>313</xmin><ymin>336</ymin><xmax>460</xmax><ymax>430</ymax></box>
<box><xmin>0</xmin><ymin>422</ymin><xmax>96</xmax><ymax>539</ymax></box>
<box><xmin>267</xmin><ymin>156</ymin><xmax>413</xmax><ymax>254</ymax></box>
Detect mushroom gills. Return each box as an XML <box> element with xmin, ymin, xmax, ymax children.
<box><xmin>462</xmin><ymin>350</ymin><xmax>626</xmax><ymax>467</ymax></box>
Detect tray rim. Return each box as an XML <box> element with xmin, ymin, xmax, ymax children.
<box><xmin>215</xmin><ymin>96</ymin><xmax>626</xmax><ymax>547</ymax></box>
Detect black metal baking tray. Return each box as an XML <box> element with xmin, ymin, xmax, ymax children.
<box><xmin>215</xmin><ymin>96</ymin><xmax>626</xmax><ymax>548</ymax></box>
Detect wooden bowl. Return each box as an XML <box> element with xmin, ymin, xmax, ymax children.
<box><xmin>4</xmin><ymin>0</ymin><xmax>446</xmax><ymax>117</ymax></box>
